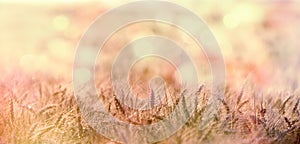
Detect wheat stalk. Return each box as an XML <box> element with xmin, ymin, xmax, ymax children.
<box><xmin>37</xmin><ymin>104</ymin><xmax>57</xmax><ymax>116</ymax></box>
<box><xmin>280</xmin><ymin>95</ymin><xmax>292</xmax><ymax>115</ymax></box>
<box><xmin>293</xmin><ymin>99</ymin><xmax>299</xmax><ymax>114</ymax></box>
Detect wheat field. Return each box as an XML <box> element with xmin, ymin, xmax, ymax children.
<box><xmin>0</xmin><ymin>72</ymin><xmax>299</xmax><ymax>143</ymax></box>
<box><xmin>1</xmin><ymin>1</ymin><xmax>300</xmax><ymax>144</ymax></box>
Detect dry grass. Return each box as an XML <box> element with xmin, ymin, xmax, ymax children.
<box><xmin>0</xmin><ymin>73</ymin><xmax>299</xmax><ymax>144</ymax></box>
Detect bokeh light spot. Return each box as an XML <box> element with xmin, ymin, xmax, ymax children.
<box><xmin>223</xmin><ymin>13</ymin><xmax>240</xmax><ymax>29</ymax></box>
<box><xmin>52</xmin><ymin>15</ymin><xmax>70</xmax><ymax>31</ymax></box>
<box><xmin>20</xmin><ymin>54</ymin><xmax>35</xmax><ymax>70</ymax></box>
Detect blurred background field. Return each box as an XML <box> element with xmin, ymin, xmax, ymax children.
<box><xmin>1</xmin><ymin>0</ymin><xmax>300</xmax><ymax>90</ymax></box>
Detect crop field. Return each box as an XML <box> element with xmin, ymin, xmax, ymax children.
<box><xmin>1</xmin><ymin>74</ymin><xmax>300</xmax><ymax>143</ymax></box>
<box><xmin>0</xmin><ymin>1</ymin><xmax>300</xmax><ymax>144</ymax></box>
